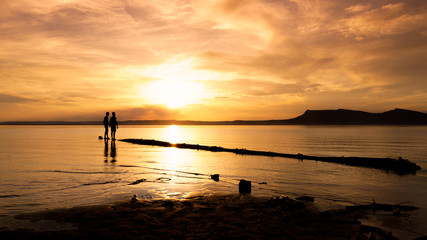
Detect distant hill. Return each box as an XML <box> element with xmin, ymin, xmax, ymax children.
<box><xmin>283</xmin><ymin>108</ymin><xmax>427</xmax><ymax>125</ymax></box>
<box><xmin>1</xmin><ymin>108</ymin><xmax>427</xmax><ymax>125</ymax></box>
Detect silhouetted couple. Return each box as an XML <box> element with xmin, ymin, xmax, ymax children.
<box><xmin>103</xmin><ymin>112</ymin><xmax>118</xmax><ymax>140</ymax></box>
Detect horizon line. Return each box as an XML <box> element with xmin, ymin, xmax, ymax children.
<box><xmin>1</xmin><ymin>108</ymin><xmax>426</xmax><ymax>125</ymax></box>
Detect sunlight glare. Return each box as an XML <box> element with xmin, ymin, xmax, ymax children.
<box><xmin>163</xmin><ymin>125</ymin><xmax>180</xmax><ymax>144</ymax></box>
<box><xmin>143</xmin><ymin>80</ymin><xmax>203</xmax><ymax>109</ymax></box>
<box><xmin>141</xmin><ymin>58</ymin><xmax>215</xmax><ymax>109</ymax></box>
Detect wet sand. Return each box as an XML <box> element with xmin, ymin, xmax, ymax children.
<box><xmin>0</xmin><ymin>194</ymin><xmax>398</xmax><ymax>240</ymax></box>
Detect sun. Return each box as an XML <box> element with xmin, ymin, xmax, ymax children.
<box><xmin>143</xmin><ymin>80</ymin><xmax>203</xmax><ymax>109</ymax></box>
<box><xmin>140</xmin><ymin>58</ymin><xmax>214</xmax><ymax>109</ymax></box>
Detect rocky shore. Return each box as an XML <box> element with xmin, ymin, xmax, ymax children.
<box><xmin>0</xmin><ymin>194</ymin><xmax>402</xmax><ymax>240</ymax></box>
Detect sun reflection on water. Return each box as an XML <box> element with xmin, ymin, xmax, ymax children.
<box><xmin>159</xmin><ymin>147</ymin><xmax>183</xmax><ymax>168</ymax></box>
<box><xmin>163</xmin><ymin>125</ymin><xmax>181</xmax><ymax>144</ymax></box>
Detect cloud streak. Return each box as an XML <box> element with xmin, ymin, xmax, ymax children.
<box><xmin>0</xmin><ymin>93</ymin><xmax>34</xmax><ymax>103</ymax></box>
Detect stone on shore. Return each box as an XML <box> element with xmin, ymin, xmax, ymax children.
<box><xmin>239</xmin><ymin>180</ymin><xmax>251</xmax><ymax>194</ymax></box>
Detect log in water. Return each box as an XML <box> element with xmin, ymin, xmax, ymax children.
<box><xmin>119</xmin><ymin>139</ymin><xmax>421</xmax><ymax>175</ymax></box>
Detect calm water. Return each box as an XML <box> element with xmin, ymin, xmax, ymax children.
<box><xmin>0</xmin><ymin>125</ymin><xmax>426</xmax><ymax>238</ymax></box>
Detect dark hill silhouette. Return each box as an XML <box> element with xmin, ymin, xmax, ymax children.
<box><xmin>284</xmin><ymin>108</ymin><xmax>427</xmax><ymax>125</ymax></box>
<box><xmin>378</xmin><ymin>108</ymin><xmax>427</xmax><ymax>125</ymax></box>
<box><xmin>285</xmin><ymin>109</ymin><xmax>374</xmax><ymax>125</ymax></box>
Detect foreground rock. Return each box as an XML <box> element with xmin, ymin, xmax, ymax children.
<box><xmin>0</xmin><ymin>195</ymin><xmax>398</xmax><ymax>240</ymax></box>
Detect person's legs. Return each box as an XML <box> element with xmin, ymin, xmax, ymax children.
<box><xmin>111</xmin><ymin>129</ymin><xmax>116</xmax><ymax>140</ymax></box>
<box><xmin>104</xmin><ymin>126</ymin><xmax>109</xmax><ymax>139</ymax></box>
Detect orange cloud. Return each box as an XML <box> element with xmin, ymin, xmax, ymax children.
<box><xmin>1</xmin><ymin>0</ymin><xmax>426</xmax><ymax>121</ymax></box>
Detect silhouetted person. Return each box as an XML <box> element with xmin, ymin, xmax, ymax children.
<box><xmin>103</xmin><ymin>112</ymin><xmax>110</xmax><ymax>140</ymax></box>
<box><xmin>110</xmin><ymin>112</ymin><xmax>118</xmax><ymax>140</ymax></box>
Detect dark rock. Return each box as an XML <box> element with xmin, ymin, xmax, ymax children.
<box><xmin>129</xmin><ymin>179</ymin><xmax>147</xmax><ymax>185</ymax></box>
<box><xmin>162</xmin><ymin>201</ymin><xmax>175</xmax><ymax>208</ymax></box>
<box><xmin>296</xmin><ymin>196</ymin><xmax>315</xmax><ymax>202</ymax></box>
<box><xmin>156</xmin><ymin>177</ymin><xmax>171</xmax><ymax>182</ymax></box>
<box><xmin>239</xmin><ymin>180</ymin><xmax>251</xmax><ymax>194</ymax></box>
<box><xmin>211</xmin><ymin>174</ymin><xmax>220</xmax><ymax>181</ymax></box>
<box><xmin>414</xmin><ymin>237</ymin><xmax>427</xmax><ymax>240</ymax></box>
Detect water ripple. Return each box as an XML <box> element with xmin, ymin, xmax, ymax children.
<box><xmin>38</xmin><ymin>170</ymin><xmax>122</xmax><ymax>175</ymax></box>
<box><xmin>0</xmin><ymin>194</ymin><xmax>21</xmax><ymax>199</ymax></box>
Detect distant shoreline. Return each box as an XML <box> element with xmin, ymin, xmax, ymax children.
<box><xmin>1</xmin><ymin>108</ymin><xmax>427</xmax><ymax>125</ymax></box>
<box><xmin>2</xmin><ymin>121</ymin><xmax>427</xmax><ymax>126</ymax></box>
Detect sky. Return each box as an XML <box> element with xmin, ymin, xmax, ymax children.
<box><xmin>1</xmin><ymin>0</ymin><xmax>427</xmax><ymax>121</ymax></box>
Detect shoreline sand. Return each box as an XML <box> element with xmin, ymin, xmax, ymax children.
<box><xmin>0</xmin><ymin>194</ymin><xmax>403</xmax><ymax>240</ymax></box>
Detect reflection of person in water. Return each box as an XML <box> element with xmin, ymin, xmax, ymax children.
<box><xmin>104</xmin><ymin>139</ymin><xmax>109</xmax><ymax>162</ymax></box>
<box><xmin>110</xmin><ymin>112</ymin><xmax>118</xmax><ymax>140</ymax></box>
<box><xmin>110</xmin><ymin>140</ymin><xmax>117</xmax><ymax>163</ymax></box>
<box><xmin>103</xmin><ymin>112</ymin><xmax>109</xmax><ymax>140</ymax></box>
<box><xmin>103</xmin><ymin>135</ymin><xmax>117</xmax><ymax>163</ymax></box>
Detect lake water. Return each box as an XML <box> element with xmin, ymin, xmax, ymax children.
<box><xmin>0</xmin><ymin>125</ymin><xmax>426</xmax><ymax>238</ymax></box>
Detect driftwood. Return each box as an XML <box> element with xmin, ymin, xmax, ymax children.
<box><xmin>346</xmin><ymin>203</ymin><xmax>418</xmax><ymax>212</ymax></box>
<box><xmin>119</xmin><ymin>139</ymin><xmax>421</xmax><ymax>175</ymax></box>
<box><xmin>346</xmin><ymin>202</ymin><xmax>419</xmax><ymax>216</ymax></box>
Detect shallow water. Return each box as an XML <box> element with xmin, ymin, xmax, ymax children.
<box><xmin>0</xmin><ymin>125</ymin><xmax>426</xmax><ymax>238</ymax></box>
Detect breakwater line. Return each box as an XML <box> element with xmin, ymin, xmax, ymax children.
<box><xmin>119</xmin><ymin>139</ymin><xmax>421</xmax><ymax>175</ymax></box>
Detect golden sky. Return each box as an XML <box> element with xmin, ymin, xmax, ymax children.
<box><xmin>1</xmin><ymin>0</ymin><xmax>426</xmax><ymax>121</ymax></box>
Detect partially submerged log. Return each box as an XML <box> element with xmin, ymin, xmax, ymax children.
<box><xmin>119</xmin><ymin>139</ymin><xmax>421</xmax><ymax>175</ymax></box>
<box><xmin>346</xmin><ymin>202</ymin><xmax>419</xmax><ymax>213</ymax></box>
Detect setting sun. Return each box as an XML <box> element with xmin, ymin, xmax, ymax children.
<box><xmin>140</xmin><ymin>58</ymin><xmax>213</xmax><ymax>109</ymax></box>
<box><xmin>142</xmin><ymin>79</ymin><xmax>204</xmax><ymax>109</ymax></box>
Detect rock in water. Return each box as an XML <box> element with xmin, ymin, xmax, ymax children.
<box><xmin>296</xmin><ymin>196</ymin><xmax>315</xmax><ymax>202</ymax></box>
<box><xmin>239</xmin><ymin>180</ymin><xmax>251</xmax><ymax>194</ymax></box>
<box><xmin>131</xmin><ymin>194</ymin><xmax>138</xmax><ymax>203</ymax></box>
<box><xmin>211</xmin><ymin>174</ymin><xmax>220</xmax><ymax>181</ymax></box>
